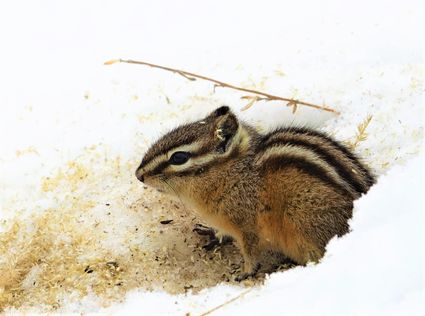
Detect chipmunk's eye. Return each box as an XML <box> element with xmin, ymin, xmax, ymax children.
<box><xmin>169</xmin><ymin>151</ymin><xmax>190</xmax><ymax>165</ymax></box>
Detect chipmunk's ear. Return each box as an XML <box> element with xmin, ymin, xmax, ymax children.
<box><xmin>211</xmin><ymin>106</ymin><xmax>239</xmax><ymax>153</ymax></box>
<box><xmin>212</xmin><ymin>105</ymin><xmax>231</xmax><ymax>117</ymax></box>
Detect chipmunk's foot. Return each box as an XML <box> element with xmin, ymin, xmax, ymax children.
<box><xmin>270</xmin><ymin>252</ymin><xmax>297</xmax><ymax>271</ymax></box>
<box><xmin>235</xmin><ymin>263</ymin><xmax>261</xmax><ymax>282</ymax></box>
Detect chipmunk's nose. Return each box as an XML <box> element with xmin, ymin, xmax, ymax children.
<box><xmin>135</xmin><ymin>168</ymin><xmax>145</xmax><ymax>182</ymax></box>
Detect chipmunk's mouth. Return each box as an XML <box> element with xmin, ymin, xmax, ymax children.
<box><xmin>139</xmin><ymin>175</ymin><xmax>170</xmax><ymax>194</ymax></box>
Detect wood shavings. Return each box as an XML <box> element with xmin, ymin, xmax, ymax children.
<box><xmin>0</xmin><ymin>147</ymin><xmax>271</xmax><ymax>313</ymax></box>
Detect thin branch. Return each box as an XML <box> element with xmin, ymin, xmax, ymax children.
<box><xmin>199</xmin><ymin>288</ymin><xmax>253</xmax><ymax>316</ymax></box>
<box><xmin>104</xmin><ymin>58</ymin><xmax>339</xmax><ymax>114</ymax></box>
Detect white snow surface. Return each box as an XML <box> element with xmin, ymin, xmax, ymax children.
<box><xmin>0</xmin><ymin>0</ymin><xmax>424</xmax><ymax>315</ymax></box>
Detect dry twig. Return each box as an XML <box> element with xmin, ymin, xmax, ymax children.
<box><xmin>104</xmin><ymin>59</ymin><xmax>339</xmax><ymax>115</ymax></box>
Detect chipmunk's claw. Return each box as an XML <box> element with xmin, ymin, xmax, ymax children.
<box><xmin>193</xmin><ymin>224</ymin><xmax>216</xmax><ymax>238</ymax></box>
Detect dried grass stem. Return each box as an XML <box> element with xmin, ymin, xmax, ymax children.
<box><xmin>104</xmin><ymin>59</ymin><xmax>339</xmax><ymax>114</ymax></box>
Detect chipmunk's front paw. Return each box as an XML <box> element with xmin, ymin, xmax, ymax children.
<box><xmin>193</xmin><ymin>224</ymin><xmax>233</xmax><ymax>251</ymax></box>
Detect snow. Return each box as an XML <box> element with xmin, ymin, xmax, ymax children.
<box><xmin>0</xmin><ymin>0</ymin><xmax>424</xmax><ymax>315</ymax></box>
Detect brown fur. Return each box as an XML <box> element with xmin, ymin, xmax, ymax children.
<box><xmin>135</xmin><ymin>106</ymin><xmax>375</xmax><ymax>278</ymax></box>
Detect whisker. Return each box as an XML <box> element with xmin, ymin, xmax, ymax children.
<box><xmin>161</xmin><ymin>178</ymin><xmax>190</xmax><ymax>214</ymax></box>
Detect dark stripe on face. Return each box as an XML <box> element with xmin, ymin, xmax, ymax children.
<box><xmin>141</xmin><ymin>135</ymin><xmax>198</xmax><ymax>168</ymax></box>
<box><xmin>149</xmin><ymin>160</ymin><xmax>169</xmax><ymax>176</ymax></box>
<box><xmin>262</xmin><ymin>127</ymin><xmax>376</xmax><ymax>187</ymax></box>
<box><xmin>259</xmin><ymin>139</ymin><xmax>368</xmax><ymax>194</ymax></box>
<box><xmin>262</xmin><ymin>155</ymin><xmax>353</xmax><ymax>197</ymax></box>
<box><xmin>144</xmin><ymin>144</ymin><xmax>213</xmax><ymax>176</ymax></box>
<box><xmin>167</xmin><ymin>147</ymin><xmax>239</xmax><ymax>178</ymax></box>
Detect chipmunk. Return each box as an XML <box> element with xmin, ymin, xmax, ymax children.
<box><xmin>135</xmin><ymin>106</ymin><xmax>375</xmax><ymax>280</ymax></box>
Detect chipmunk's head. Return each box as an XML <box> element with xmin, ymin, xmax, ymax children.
<box><xmin>135</xmin><ymin>106</ymin><xmax>250</xmax><ymax>195</ymax></box>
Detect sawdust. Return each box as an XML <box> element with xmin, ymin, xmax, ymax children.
<box><xmin>0</xmin><ymin>146</ymin><xmax>263</xmax><ymax>313</ymax></box>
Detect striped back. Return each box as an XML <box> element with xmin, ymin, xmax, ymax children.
<box><xmin>255</xmin><ymin>127</ymin><xmax>375</xmax><ymax>198</ymax></box>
